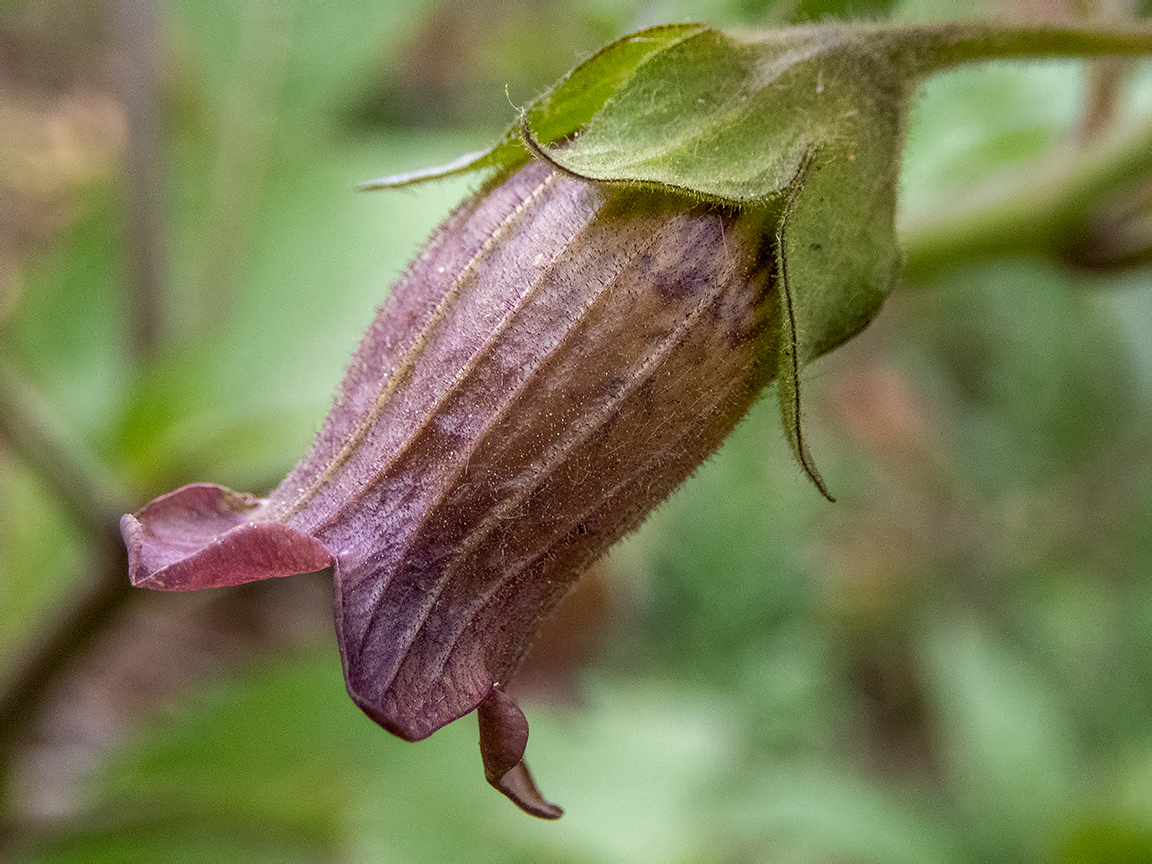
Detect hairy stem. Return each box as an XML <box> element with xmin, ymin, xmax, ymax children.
<box><xmin>881</xmin><ymin>21</ymin><xmax>1152</xmax><ymax>79</ymax></box>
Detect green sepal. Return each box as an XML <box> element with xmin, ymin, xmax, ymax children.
<box><xmin>358</xmin><ymin>22</ymin><xmax>707</xmax><ymax>190</ymax></box>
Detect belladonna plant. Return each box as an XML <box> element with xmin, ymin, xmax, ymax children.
<box><xmin>120</xmin><ymin>20</ymin><xmax>1152</xmax><ymax>818</ymax></box>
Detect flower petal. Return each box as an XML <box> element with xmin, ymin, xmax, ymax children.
<box><xmin>122</xmin><ymin>483</ymin><xmax>332</xmax><ymax>590</ymax></box>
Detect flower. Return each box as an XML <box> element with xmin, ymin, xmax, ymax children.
<box><xmin>122</xmin><ymin>156</ymin><xmax>785</xmax><ymax>818</ymax></box>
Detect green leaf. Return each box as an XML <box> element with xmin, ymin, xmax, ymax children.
<box><xmin>730</xmin><ymin>766</ymin><xmax>963</xmax><ymax>864</ymax></box>
<box><xmin>920</xmin><ymin>611</ymin><xmax>1082</xmax><ymax>860</ymax></box>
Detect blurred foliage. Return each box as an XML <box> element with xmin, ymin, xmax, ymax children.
<box><xmin>4</xmin><ymin>0</ymin><xmax>1152</xmax><ymax>860</ymax></box>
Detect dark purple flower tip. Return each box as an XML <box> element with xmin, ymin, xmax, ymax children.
<box><xmin>120</xmin><ymin>482</ymin><xmax>333</xmax><ymax>591</ymax></box>
<box><xmin>478</xmin><ymin>688</ymin><xmax>563</xmax><ymax>819</ymax></box>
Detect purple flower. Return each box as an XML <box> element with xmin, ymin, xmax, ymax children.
<box><xmin>121</xmin><ymin>157</ymin><xmax>783</xmax><ymax>818</ymax></box>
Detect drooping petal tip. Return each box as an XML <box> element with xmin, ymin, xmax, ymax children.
<box><xmin>121</xmin><ymin>482</ymin><xmax>332</xmax><ymax>591</ymax></box>
<box><xmin>478</xmin><ymin>688</ymin><xmax>563</xmax><ymax>819</ymax></box>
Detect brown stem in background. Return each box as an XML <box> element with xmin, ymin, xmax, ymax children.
<box><xmin>1080</xmin><ymin>57</ymin><xmax>1124</xmax><ymax>141</ymax></box>
<box><xmin>0</xmin><ymin>548</ymin><xmax>131</xmax><ymax>782</ymax></box>
<box><xmin>1077</xmin><ymin>0</ymin><xmax>1137</xmax><ymax>142</ymax></box>
<box><xmin>0</xmin><ymin>0</ymin><xmax>167</xmax><ymax>825</ymax></box>
<box><xmin>0</xmin><ymin>362</ymin><xmax>136</xmax><ymax>816</ymax></box>
<box><xmin>0</xmin><ymin>359</ymin><xmax>129</xmax><ymax>539</ymax></box>
<box><xmin>111</xmin><ymin>0</ymin><xmax>165</xmax><ymax>361</ymax></box>
<box><xmin>0</xmin><ymin>0</ymin><xmax>298</xmax><ymax>827</ymax></box>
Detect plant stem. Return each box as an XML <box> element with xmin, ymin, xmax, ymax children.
<box><xmin>0</xmin><ymin>549</ymin><xmax>131</xmax><ymax>773</ymax></box>
<box><xmin>112</xmin><ymin>0</ymin><xmax>165</xmax><ymax>362</ymax></box>
<box><xmin>881</xmin><ymin>21</ymin><xmax>1152</xmax><ymax>79</ymax></box>
<box><xmin>194</xmin><ymin>0</ymin><xmax>296</xmax><ymax>329</ymax></box>
<box><xmin>0</xmin><ymin>362</ymin><xmax>136</xmax><ymax>815</ymax></box>
<box><xmin>899</xmin><ymin>113</ymin><xmax>1152</xmax><ymax>281</ymax></box>
<box><xmin>0</xmin><ymin>360</ymin><xmax>129</xmax><ymax>538</ymax></box>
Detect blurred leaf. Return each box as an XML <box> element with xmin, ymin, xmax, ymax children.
<box><xmin>1060</xmin><ymin>820</ymin><xmax>1152</xmax><ymax>864</ymax></box>
<box><xmin>794</xmin><ymin>0</ymin><xmax>898</xmax><ymax>20</ymax></box>
<box><xmin>726</xmin><ymin>766</ymin><xmax>962</xmax><ymax>863</ymax></box>
<box><xmin>644</xmin><ymin>398</ymin><xmax>817</xmax><ymax>677</ymax></box>
<box><xmin>3</xmin><ymin>189</ymin><xmax>130</xmax><ymax>438</ymax></box>
<box><xmin>13</xmin><ymin>820</ymin><xmax>334</xmax><ymax>864</ymax></box>
<box><xmin>0</xmin><ymin>455</ymin><xmax>85</xmax><ymax>681</ymax></box>
<box><xmin>920</xmin><ymin>611</ymin><xmax>1082</xmax><ymax>860</ymax></box>
<box><xmin>901</xmin><ymin>60</ymin><xmax>1083</xmax><ymax>219</ymax></box>
<box><xmin>8</xmin><ymin>651</ymin><xmax>367</xmax><ymax>862</ymax></box>
<box><xmin>908</xmin><ymin>260</ymin><xmax>1137</xmax><ymax>489</ymax></box>
<box><xmin>93</xmin><ymin>651</ymin><xmax>361</xmax><ymax>836</ymax></box>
